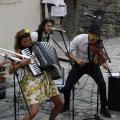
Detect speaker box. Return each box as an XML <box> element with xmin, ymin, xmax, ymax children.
<box><xmin>108</xmin><ymin>76</ymin><xmax>120</xmax><ymax>111</ymax></box>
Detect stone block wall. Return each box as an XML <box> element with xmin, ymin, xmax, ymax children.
<box><xmin>63</xmin><ymin>0</ymin><xmax>120</xmax><ymax>38</ymax></box>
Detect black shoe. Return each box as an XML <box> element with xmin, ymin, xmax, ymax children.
<box><xmin>100</xmin><ymin>107</ymin><xmax>111</xmax><ymax>118</ymax></box>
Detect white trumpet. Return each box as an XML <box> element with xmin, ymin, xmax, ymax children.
<box><xmin>0</xmin><ymin>53</ymin><xmax>21</xmax><ymax>62</ymax></box>
<box><xmin>0</xmin><ymin>48</ymin><xmax>30</xmax><ymax>60</ymax></box>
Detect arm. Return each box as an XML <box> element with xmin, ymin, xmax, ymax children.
<box><xmin>65</xmin><ymin>52</ymin><xmax>87</xmax><ymax>67</ymax></box>
<box><xmin>65</xmin><ymin>52</ymin><xmax>77</xmax><ymax>62</ymax></box>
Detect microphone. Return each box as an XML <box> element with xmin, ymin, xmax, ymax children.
<box><xmin>52</xmin><ymin>27</ymin><xmax>66</xmax><ymax>33</ymax></box>
<box><xmin>84</xmin><ymin>12</ymin><xmax>96</xmax><ymax>18</ymax></box>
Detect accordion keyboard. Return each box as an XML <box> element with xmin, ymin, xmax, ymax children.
<box><xmin>21</xmin><ymin>48</ymin><xmax>41</xmax><ymax>76</ymax></box>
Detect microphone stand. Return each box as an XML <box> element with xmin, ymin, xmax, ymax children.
<box><xmin>10</xmin><ymin>59</ymin><xmax>32</xmax><ymax>120</ymax></box>
<box><xmin>59</xmin><ymin>31</ymin><xmax>75</xmax><ymax>120</ymax></box>
<box><xmin>101</xmin><ymin>42</ymin><xmax>111</xmax><ymax>63</ymax></box>
<box><xmin>100</xmin><ymin>41</ymin><xmax>112</xmax><ymax>77</ymax></box>
<box><xmin>85</xmin><ymin>39</ymin><xmax>112</xmax><ymax>120</ymax></box>
<box><xmin>49</xmin><ymin>32</ymin><xmax>76</xmax><ymax>120</ymax></box>
<box><xmin>83</xmin><ymin>44</ymin><xmax>103</xmax><ymax>120</ymax></box>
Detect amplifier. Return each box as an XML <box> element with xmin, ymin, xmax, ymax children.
<box><xmin>108</xmin><ymin>76</ymin><xmax>120</xmax><ymax>111</ymax></box>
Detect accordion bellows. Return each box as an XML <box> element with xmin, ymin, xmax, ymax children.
<box><xmin>32</xmin><ymin>42</ymin><xmax>62</xmax><ymax>79</ymax></box>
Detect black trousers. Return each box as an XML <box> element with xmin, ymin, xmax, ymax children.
<box><xmin>62</xmin><ymin>62</ymin><xmax>108</xmax><ymax>108</ymax></box>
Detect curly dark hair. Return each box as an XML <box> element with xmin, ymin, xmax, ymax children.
<box><xmin>14</xmin><ymin>29</ymin><xmax>31</xmax><ymax>51</ymax></box>
<box><xmin>37</xmin><ymin>18</ymin><xmax>55</xmax><ymax>41</ymax></box>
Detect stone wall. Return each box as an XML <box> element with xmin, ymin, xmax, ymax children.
<box><xmin>63</xmin><ymin>0</ymin><xmax>120</xmax><ymax>39</ymax></box>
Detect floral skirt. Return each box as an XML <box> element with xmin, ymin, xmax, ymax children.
<box><xmin>20</xmin><ymin>72</ymin><xmax>59</xmax><ymax>105</ymax></box>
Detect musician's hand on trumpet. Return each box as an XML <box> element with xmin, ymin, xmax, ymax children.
<box><xmin>20</xmin><ymin>58</ymin><xmax>31</xmax><ymax>66</ymax></box>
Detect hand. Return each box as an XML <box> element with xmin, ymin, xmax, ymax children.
<box><xmin>75</xmin><ymin>59</ymin><xmax>87</xmax><ymax>67</ymax></box>
<box><xmin>64</xmin><ymin>51</ymin><xmax>70</xmax><ymax>57</ymax></box>
<box><xmin>20</xmin><ymin>59</ymin><xmax>31</xmax><ymax>66</ymax></box>
<box><xmin>102</xmin><ymin>63</ymin><xmax>109</xmax><ymax>70</ymax></box>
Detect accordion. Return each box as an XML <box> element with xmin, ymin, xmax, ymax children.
<box><xmin>32</xmin><ymin>42</ymin><xmax>62</xmax><ymax>80</ymax></box>
<box><xmin>21</xmin><ymin>42</ymin><xmax>62</xmax><ymax>80</ymax></box>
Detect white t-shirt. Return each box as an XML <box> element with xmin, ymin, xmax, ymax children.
<box><xmin>69</xmin><ymin>34</ymin><xmax>89</xmax><ymax>62</ymax></box>
<box><xmin>30</xmin><ymin>31</ymin><xmax>55</xmax><ymax>47</ymax></box>
<box><xmin>30</xmin><ymin>32</ymin><xmax>38</xmax><ymax>42</ymax></box>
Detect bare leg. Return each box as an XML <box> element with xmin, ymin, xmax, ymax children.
<box><xmin>23</xmin><ymin>103</ymin><xmax>39</xmax><ymax>120</ymax></box>
<box><xmin>49</xmin><ymin>95</ymin><xmax>64</xmax><ymax>120</ymax></box>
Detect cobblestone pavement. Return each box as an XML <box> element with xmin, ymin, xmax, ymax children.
<box><xmin>0</xmin><ymin>35</ymin><xmax>120</xmax><ymax>120</ymax></box>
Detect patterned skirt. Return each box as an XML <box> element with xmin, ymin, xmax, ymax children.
<box><xmin>20</xmin><ymin>72</ymin><xmax>59</xmax><ymax>105</ymax></box>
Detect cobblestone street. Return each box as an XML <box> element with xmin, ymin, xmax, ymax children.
<box><xmin>0</xmin><ymin>36</ymin><xmax>120</xmax><ymax>120</ymax></box>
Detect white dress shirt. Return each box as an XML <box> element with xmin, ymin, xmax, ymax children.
<box><xmin>69</xmin><ymin>34</ymin><xmax>89</xmax><ymax>63</ymax></box>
